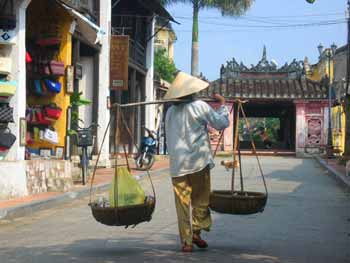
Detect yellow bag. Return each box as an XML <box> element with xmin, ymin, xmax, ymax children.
<box><xmin>109</xmin><ymin>167</ymin><xmax>146</xmax><ymax>207</ymax></box>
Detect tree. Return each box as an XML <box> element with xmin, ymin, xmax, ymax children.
<box><xmin>161</xmin><ymin>0</ymin><xmax>254</xmax><ymax>76</ymax></box>
<box><xmin>154</xmin><ymin>48</ymin><xmax>177</xmax><ymax>82</ymax></box>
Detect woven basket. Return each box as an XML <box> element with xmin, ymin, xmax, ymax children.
<box><xmin>210</xmin><ymin>190</ymin><xmax>267</xmax><ymax>215</ymax></box>
<box><xmin>89</xmin><ymin>196</ymin><xmax>155</xmax><ymax>227</ymax></box>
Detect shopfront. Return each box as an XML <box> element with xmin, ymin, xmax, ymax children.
<box><xmin>0</xmin><ymin>0</ymin><xmax>107</xmax><ymax>200</ymax></box>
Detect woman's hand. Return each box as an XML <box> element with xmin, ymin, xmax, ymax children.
<box><xmin>212</xmin><ymin>92</ymin><xmax>225</xmax><ymax>105</ymax></box>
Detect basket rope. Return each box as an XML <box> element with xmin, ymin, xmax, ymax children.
<box><xmin>89</xmin><ymin>104</ymin><xmax>156</xmax><ymax>215</ymax></box>
<box><xmin>212</xmin><ymin>100</ymin><xmax>268</xmax><ymax>197</ymax></box>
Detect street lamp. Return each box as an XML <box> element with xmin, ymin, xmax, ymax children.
<box><xmin>318</xmin><ymin>43</ymin><xmax>324</xmax><ymax>57</ymax></box>
<box><xmin>318</xmin><ymin>43</ymin><xmax>337</xmax><ymax>158</ymax></box>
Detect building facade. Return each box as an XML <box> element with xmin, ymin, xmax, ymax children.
<box><xmin>0</xmin><ymin>0</ymin><xmax>109</xmax><ymax>199</ymax></box>
<box><xmin>198</xmin><ymin>47</ymin><xmax>329</xmax><ymax>157</ymax></box>
<box><xmin>109</xmin><ymin>0</ymin><xmax>175</xmax><ymax>154</ymax></box>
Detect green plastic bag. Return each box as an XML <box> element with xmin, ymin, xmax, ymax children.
<box><xmin>109</xmin><ymin>167</ymin><xmax>146</xmax><ymax>207</ymax></box>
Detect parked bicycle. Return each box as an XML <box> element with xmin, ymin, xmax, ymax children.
<box><xmin>76</xmin><ymin>123</ymin><xmax>98</xmax><ymax>185</ymax></box>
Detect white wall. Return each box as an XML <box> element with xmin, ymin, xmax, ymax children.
<box><xmin>0</xmin><ymin>161</ymin><xmax>28</xmax><ymax>200</ymax></box>
<box><xmin>78</xmin><ymin>56</ymin><xmax>94</xmax><ymax>127</ymax></box>
<box><xmin>97</xmin><ymin>0</ymin><xmax>111</xmax><ymax>159</ymax></box>
<box><xmin>145</xmin><ymin>17</ymin><xmax>156</xmax><ymax>132</ymax></box>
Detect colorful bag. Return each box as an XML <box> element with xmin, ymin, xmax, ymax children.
<box><xmin>37</xmin><ymin>38</ymin><xmax>60</xmax><ymax>47</ymax></box>
<box><xmin>34</xmin><ymin>80</ymin><xmax>44</xmax><ymax>96</ymax></box>
<box><xmin>44</xmin><ymin>104</ymin><xmax>62</xmax><ymax>120</ymax></box>
<box><xmin>26</xmin><ymin>131</ymin><xmax>34</xmax><ymax>145</ymax></box>
<box><xmin>43</xmin><ymin>128</ymin><xmax>58</xmax><ymax>144</ymax></box>
<box><xmin>26</xmin><ymin>52</ymin><xmax>32</xmax><ymax>63</ymax></box>
<box><xmin>44</xmin><ymin>79</ymin><xmax>61</xmax><ymax>94</ymax></box>
<box><xmin>0</xmin><ymin>128</ymin><xmax>16</xmax><ymax>149</ymax></box>
<box><xmin>0</xmin><ymin>0</ymin><xmax>16</xmax><ymax>30</ymax></box>
<box><xmin>35</xmin><ymin>109</ymin><xmax>51</xmax><ymax>125</ymax></box>
<box><xmin>0</xmin><ymin>80</ymin><xmax>16</xmax><ymax>97</ymax></box>
<box><xmin>0</xmin><ymin>57</ymin><xmax>12</xmax><ymax>75</ymax></box>
<box><xmin>0</xmin><ymin>104</ymin><xmax>13</xmax><ymax>123</ymax></box>
<box><xmin>42</xmin><ymin>60</ymin><xmax>65</xmax><ymax>76</ymax></box>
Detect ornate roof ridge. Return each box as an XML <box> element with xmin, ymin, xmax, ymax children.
<box><xmin>220</xmin><ymin>46</ymin><xmax>304</xmax><ymax>76</ymax></box>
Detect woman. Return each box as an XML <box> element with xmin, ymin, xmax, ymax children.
<box><xmin>164</xmin><ymin>72</ymin><xmax>229</xmax><ymax>252</ymax></box>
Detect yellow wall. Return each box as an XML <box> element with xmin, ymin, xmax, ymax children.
<box><xmin>155</xmin><ymin>28</ymin><xmax>176</xmax><ymax>61</ymax></box>
<box><xmin>26</xmin><ymin>0</ymin><xmax>72</xmax><ymax>150</ymax></box>
<box><xmin>308</xmin><ymin>51</ymin><xmax>345</xmax><ymax>154</ymax></box>
<box><xmin>332</xmin><ymin>105</ymin><xmax>346</xmax><ymax>153</ymax></box>
<box><xmin>308</xmin><ymin>55</ymin><xmax>334</xmax><ymax>82</ymax></box>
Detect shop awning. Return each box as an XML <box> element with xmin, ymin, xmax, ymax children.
<box><xmin>137</xmin><ymin>0</ymin><xmax>178</xmax><ymax>24</ymax></box>
<box><xmin>56</xmin><ymin>0</ymin><xmax>105</xmax><ymax>45</ymax></box>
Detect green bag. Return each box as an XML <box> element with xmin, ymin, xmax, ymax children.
<box><xmin>109</xmin><ymin>167</ymin><xmax>146</xmax><ymax>207</ymax></box>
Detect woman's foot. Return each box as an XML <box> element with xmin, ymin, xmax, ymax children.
<box><xmin>192</xmin><ymin>235</ymin><xmax>208</xmax><ymax>249</ymax></box>
<box><xmin>181</xmin><ymin>244</ymin><xmax>193</xmax><ymax>253</ymax></box>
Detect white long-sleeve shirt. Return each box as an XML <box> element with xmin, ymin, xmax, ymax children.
<box><xmin>165</xmin><ymin>100</ymin><xmax>229</xmax><ymax>177</ymax></box>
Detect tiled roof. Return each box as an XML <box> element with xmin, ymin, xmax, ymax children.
<box><xmin>198</xmin><ymin>77</ymin><xmax>328</xmax><ymax>100</ymax></box>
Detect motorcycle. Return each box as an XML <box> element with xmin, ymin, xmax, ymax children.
<box><xmin>135</xmin><ymin>128</ymin><xmax>157</xmax><ymax>170</ymax></box>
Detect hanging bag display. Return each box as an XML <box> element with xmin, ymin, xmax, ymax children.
<box><xmin>43</xmin><ymin>127</ymin><xmax>58</xmax><ymax>144</ymax></box>
<box><xmin>0</xmin><ymin>56</ymin><xmax>12</xmax><ymax>75</ymax></box>
<box><xmin>42</xmin><ymin>60</ymin><xmax>65</xmax><ymax>76</ymax></box>
<box><xmin>0</xmin><ymin>80</ymin><xmax>16</xmax><ymax>97</ymax></box>
<box><xmin>43</xmin><ymin>103</ymin><xmax>62</xmax><ymax>120</ymax></box>
<box><xmin>35</xmin><ymin>108</ymin><xmax>51</xmax><ymax>125</ymax></box>
<box><xmin>0</xmin><ymin>128</ymin><xmax>16</xmax><ymax>149</ymax></box>
<box><xmin>44</xmin><ymin>79</ymin><xmax>61</xmax><ymax>94</ymax></box>
<box><xmin>0</xmin><ymin>104</ymin><xmax>13</xmax><ymax>123</ymax></box>
<box><xmin>33</xmin><ymin>80</ymin><xmax>44</xmax><ymax>96</ymax></box>
<box><xmin>0</xmin><ymin>0</ymin><xmax>16</xmax><ymax>30</ymax></box>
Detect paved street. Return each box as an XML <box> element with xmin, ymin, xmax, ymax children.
<box><xmin>0</xmin><ymin>157</ymin><xmax>349</xmax><ymax>263</ymax></box>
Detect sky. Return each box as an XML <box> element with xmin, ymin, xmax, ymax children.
<box><xmin>164</xmin><ymin>0</ymin><xmax>347</xmax><ymax>81</ymax></box>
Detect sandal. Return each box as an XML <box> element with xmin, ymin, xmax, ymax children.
<box><xmin>192</xmin><ymin>236</ymin><xmax>208</xmax><ymax>249</ymax></box>
<box><xmin>181</xmin><ymin>244</ymin><xmax>193</xmax><ymax>253</ymax></box>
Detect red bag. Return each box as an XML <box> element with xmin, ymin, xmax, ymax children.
<box><xmin>44</xmin><ymin>104</ymin><xmax>62</xmax><ymax>121</ymax></box>
<box><xmin>0</xmin><ymin>146</ymin><xmax>8</xmax><ymax>152</ymax></box>
<box><xmin>26</xmin><ymin>52</ymin><xmax>32</xmax><ymax>63</ymax></box>
<box><xmin>36</xmin><ymin>38</ymin><xmax>60</xmax><ymax>46</ymax></box>
<box><xmin>42</xmin><ymin>60</ymin><xmax>65</xmax><ymax>76</ymax></box>
<box><xmin>36</xmin><ymin>109</ymin><xmax>51</xmax><ymax>125</ymax></box>
<box><xmin>26</xmin><ymin>132</ymin><xmax>34</xmax><ymax>145</ymax></box>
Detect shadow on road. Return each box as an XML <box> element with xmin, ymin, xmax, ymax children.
<box><xmin>0</xmin><ymin>236</ymin><xmax>284</xmax><ymax>263</ymax></box>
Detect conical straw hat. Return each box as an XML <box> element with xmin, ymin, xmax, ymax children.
<box><xmin>163</xmin><ymin>72</ymin><xmax>209</xmax><ymax>100</ymax></box>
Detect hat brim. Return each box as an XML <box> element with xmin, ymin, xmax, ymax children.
<box><xmin>163</xmin><ymin>72</ymin><xmax>209</xmax><ymax>100</ymax></box>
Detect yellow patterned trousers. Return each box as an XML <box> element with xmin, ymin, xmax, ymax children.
<box><xmin>172</xmin><ymin>166</ymin><xmax>212</xmax><ymax>245</ymax></box>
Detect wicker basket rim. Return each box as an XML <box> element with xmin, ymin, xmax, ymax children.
<box><xmin>211</xmin><ymin>190</ymin><xmax>267</xmax><ymax>199</ymax></box>
<box><xmin>89</xmin><ymin>200</ymin><xmax>155</xmax><ymax>212</ymax></box>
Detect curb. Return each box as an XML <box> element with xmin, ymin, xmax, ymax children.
<box><xmin>314</xmin><ymin>156</ymin><xmax>350</xmax><ymax>191</ymax></box>
<box><xmin>0</xmin><ymin>167</ymin><xmax>169</xmax><ymax>221</ymax></box>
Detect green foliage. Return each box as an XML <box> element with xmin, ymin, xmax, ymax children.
<box><xmin>161</xmin><ymin>0</ymin><xmax>254</xmax><ymax>74</ymax></box>
<box><xmin>154</xmin><ymin>48</ymin><xmax>177</xmax><ymax>83</ymax></box>
<box><xmin>69</xmin><ymin>92</ymin><xmax>92</xmax><ymax>134</ymax></box>
<box><xmin>239</xmin><ymin>118</ymin><xmax>280</xmax><ymax>142</ymax></box>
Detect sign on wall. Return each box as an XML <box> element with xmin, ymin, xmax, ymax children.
<box><xmin>0</xmin><ymin>29</ymin><xmax>15</xmax><ymax>44</ymax></box>
<box><xmin>110</xmin><ymin>35</ymin><xmax>129</xmax><ymax>91</ymax></box>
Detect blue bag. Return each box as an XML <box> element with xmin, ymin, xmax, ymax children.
<box><xmin>44</xmin><ymin>79</ymin><xmax>61</xmax><ymax>94</ymax></box>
